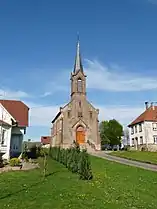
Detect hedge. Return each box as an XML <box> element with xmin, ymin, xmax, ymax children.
<box><xmin>49</xmin><ymin>145</ymin><xmax>93</xmax><ymax>180</ymax></box>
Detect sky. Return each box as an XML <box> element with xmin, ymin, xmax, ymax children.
<box><xmin>0</xmin><ymin>0</ymin><xmax>157</xmax><ymax>141</ymax></box>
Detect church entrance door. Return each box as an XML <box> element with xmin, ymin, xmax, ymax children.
<box><xmin>76</xmin><ymin>126</ymin><xmax>85</xmax><ymax>144</ymax></box>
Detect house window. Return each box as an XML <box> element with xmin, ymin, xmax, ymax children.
<box><xmin>135</xmin><ymin>125</ymin><xmax>137</xmax><ymax>133</ymax></box>
<box><xmin>132</xmin><ymin>138</ymin><xmax>134</xmax><ymax>146</ymax></box>
<box><xmin>77</xmin><ymin>78</ymin><xmax>82</xmax><ymax>92</ymax></box>
<box><xmin>152</xmin><ymin>123</ymin><xmax>157</xmax><ymax>131</ymax></box>
<box><xmin>139</xmin><ymin>124</ymin><xmax>142</xmax><ymax>132</ymax></box>
<box><xmin>153</xmin><ymin>135</ymin><xmax>157</xmax><ymax>144</ymax></box>
<box><xmin>1</xmin><ymin>130</ymin><xmax>5</xmax><ymax>145</ymax></box>
<box><xmin>140</xmin><ymin>136</ymin><xmax>143</xmax><ymax>145</ymax></box>
<box><xmin>131</xmin><ymin>127</ymin><xmax>134</xmax><ymax>134</ymax></box>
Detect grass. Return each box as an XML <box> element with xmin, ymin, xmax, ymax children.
<box><xmin>0</xmin><ymin>156</ymin><xmax>157</xmax><ymax>209</ymax></box>
<box><xmin>109</xmin><ymin>150</ymin><xmax>157</xmax><ymax>164</ymax></box>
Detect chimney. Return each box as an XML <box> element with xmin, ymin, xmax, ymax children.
<box><xmin>145</xmin><ymin>102</ymin><xmax>149</xmax><ymax>110</ymax></box>
<box><xmin>151</xmin><ymin>102</ymin><xmax>155</xmax><ymax>110</ymax></box>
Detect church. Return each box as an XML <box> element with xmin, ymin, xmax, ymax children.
<box><xmin>51</xmin><ymin>40</ymin><xmax>101</xmax><ymax>151</ymax></box>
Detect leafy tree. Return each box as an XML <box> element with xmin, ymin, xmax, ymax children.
<box><xmin>108</xmin><ymin>119</ymin><xmax>123</xmax><ymax>146</ymax></box>
<box><xmin>99</xmin><ymin>121</ymin><xmax>110</xmax><ymax>145</ymax></box>
<box><xmin>100</xmin><ymin>119</ymin><xmax>123</xmax><ymax>146</ymax></box>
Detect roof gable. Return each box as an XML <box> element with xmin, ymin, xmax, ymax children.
<box><xmin>128</xmin><ymin>106</ymin><xmax>157</xmax><ymax>127</ymax></box>
<box><xmin>0</xmin><ymin>100</ymin><xmax>29</xmax><ymax>127</ymax></box>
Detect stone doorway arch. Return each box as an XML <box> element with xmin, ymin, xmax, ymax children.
<box><xmin>76</xmin><ymin>126</ymin><xmax>85</xmax><ymax>144</ymax></box>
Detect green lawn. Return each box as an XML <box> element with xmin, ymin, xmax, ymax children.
<box><xmin>109</xmin><ymin>151</ymin><xmax>157</xmax><ymax>164</ymax></box>
<box><xmin>0</xmin><ymin>156</ymin><xmax>157</xmax><ymax>209</ymax></box>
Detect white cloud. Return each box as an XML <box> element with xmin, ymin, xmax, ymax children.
<box><xmin>85</xmin><ymin>59</ymin><xmax>157</xmax><ymax>92</ymax></box>
<box><xmin>97</xmin><ymin>105</ymin><xmax>143</xmax><ymax>126</ymax></box>
<box><xmin>25</xmin><ymin>101</ymin><xmax>62</xmax><ymax>127</ymax></box>
<box><xmin>42</xmin><ymin>59</ymin><xmax>157</xmax><ymax>94</ymax></box>
<box><xmin>40</xmin><ymin>92</ymin><xmax>52</xmax><ymax>97</ymax></box>
<box><xmin>26</xmin><ymin>100</ymin><xmax>144</xmax><ymax>127</ymax></box>
<box><xmin>147</xmin><ymin>0</ymin><xmax>157</xmax><ymax>5</ymax></box>
<box><xmin>0</xmin><ymin>89</ymin><xmax>31</xmax><ymax>99</ymax></box>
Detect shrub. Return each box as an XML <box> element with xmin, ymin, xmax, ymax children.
<box><xmin>71</xmin><ymin>149</ymin><xmax>79</xmax><ymax>173</ymax></box>
<box><xmin>29</xmin><ymin>145</ymin><xmax>37</xmax><ymax>158</ymax></box>
<box><xmin>49</xmin><ymin>146</ymin><xmax>93</xmax><ymax>180</ymax></box>
<box><xmin>78</xmin><ymin>149</ymin><xmax>93</xmax><ymax>180</ymax></box>
<box><xmin>123</xmin><ymin>145</ymin><xmax>130</xmax><ymax>151</ymax></box>
<box><xmin>37</xmin><ymin>147</ymin><xmax>49</xmax><ymax>157</ymax></box>
<box><xmin>9</xmin><ymin>158</ymin><xmax>21</xmax><ymax>167</ymax></box>
<box><xmin>141</xmin><ymin>146</ymin><xmax>148</xmax><ymax>152</ymax></box>
<box><xmin>22</xmin><ymin>151</ymin><xmax>28</xmax><ymax>159</ymax></box>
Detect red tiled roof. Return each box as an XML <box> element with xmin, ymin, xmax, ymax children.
<box><xmin>41</xmin><ymin>136</ymin><xmax>51</xmax><ymax>145</ymax></box>
<box><xmin>128</xmin><ymin>106</ymin><xmax>157</xmax><ymax>127</ymax></box>
<box><xmin>0</xmin><ymin>100</ymin><xmax>29</xmax><ymax>127</ymax></box>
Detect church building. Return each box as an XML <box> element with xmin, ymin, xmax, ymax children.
<box><xmin>51</xmin><ymin>40</ymin><xmax>101</xmax><ymax>151</ymax></box>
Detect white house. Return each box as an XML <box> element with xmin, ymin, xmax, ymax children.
<box><xmin>128</xmin><ymin>103</ymin><xmax>157</xmax><ymax>150</ymax></box>
<box><xmin>0</xmin><ymin>100</ymin><xmax>29</xmax><ymax>160</ymax></box>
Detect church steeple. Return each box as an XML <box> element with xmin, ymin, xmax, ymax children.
<box><xmin>71</xmin><ymin>37</ymin><xmax>86</xmax><ymax>99</ymax></box>
<box><xmin>73</xmin><ymin>35</ymin><xmax>83</xmax><ymax>73</ymax></box>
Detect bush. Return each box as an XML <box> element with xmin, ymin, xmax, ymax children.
<box><xmin>123</xmin><ymin>145</ymin><xmax>130</xmax><ymax>151</ymax></box>
<box><xmin>29</xmin><ymin>145</ymin><xmax>37</xmax><ymax>158</ymax></box>
<box><xmin>9</xmin><ymin>158</ymin><xmax>21</xmax><ymax>167</ymax></box>
<box><xmin>141</xmin><ymin>146</ymin><xmax>148</xmax><ymax>152</ymax></box>
<box><xmin>78</xmin><ymin>149</ymin><xmax>93</xmax><ymax>180</ymax></box>
<box><xmin>49</xmin><ymin>146</ymin><xmax>93</xmax><ymax>180</ymax></box>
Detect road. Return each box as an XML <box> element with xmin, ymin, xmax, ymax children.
<box><xmin>91</xmin><ymin>151</ymin><xmax>157</xmax><ymax>172</ymax></box>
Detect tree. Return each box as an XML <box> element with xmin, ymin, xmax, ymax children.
<box><xmin>108</xmin><ymin>119</ymin><xmax>123</xmax><ymax>146</ymax></box>
<box><xmin>99</xmin><ymin>119</ymin><xmax>123</xmax><ymax>146</ymax></box>
<box><xmin>99</xmin><ymin>121</ymin><xmax>110</xmax><ymax>145</ymax></box>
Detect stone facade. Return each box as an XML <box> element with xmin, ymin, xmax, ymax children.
<box><xmin>51</xmin><ymin>40</ymin><xmax>101</xmax><ymax>151</ymax></box>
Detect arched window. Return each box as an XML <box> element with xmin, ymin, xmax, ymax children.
<box><xmin>77</xmin><ymin>78</ymin><xmax>82</xmax><ymax>92</ymax></box>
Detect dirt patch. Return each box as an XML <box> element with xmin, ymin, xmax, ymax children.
<box><xmin>0</xmin><ymin>162</ymin><xmax>39</xmax><ymax>174</ymax></box>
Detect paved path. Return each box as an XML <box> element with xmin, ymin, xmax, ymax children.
<box><xmin>91</xmin><ymin>151</ymin><xmax>157</xmax><ymax>172</ymax></box>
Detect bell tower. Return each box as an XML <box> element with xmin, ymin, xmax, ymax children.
<box><xmin>71</xmin><ymin>37</ymin><xmax>86</xmax><ymax>100</ymax></box>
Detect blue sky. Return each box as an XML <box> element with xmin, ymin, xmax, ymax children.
<box><xmin>0</xmin><ymin>0</ymin><xmax>157</xmax><ymax>141</ymax></box>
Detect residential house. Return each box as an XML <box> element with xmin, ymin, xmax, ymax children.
<box><xmin>0</xmin><ymin>100</ymin><xmax>29</xmax><ymax>159</ymax></box>
<box><xmin>128</xmin><ymin>103</ymin><xmax>157</xmax><ymax>151</ymax></box>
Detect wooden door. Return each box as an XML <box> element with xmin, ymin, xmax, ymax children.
<box><xmin>76</xmin><ymin>127</ymin><xmax>85</xmax><ymax>144</ymax></box>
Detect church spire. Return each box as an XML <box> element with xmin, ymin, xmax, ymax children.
<box><xmin>74</xmin><ymin>35</ymin><xmax>83</xmax><ymax>73</ymax></box>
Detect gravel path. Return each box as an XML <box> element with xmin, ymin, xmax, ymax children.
<box><xmin>91</xmin><ymin>151</ymin><xmax>157</xmax><ymax>172</ymax></box>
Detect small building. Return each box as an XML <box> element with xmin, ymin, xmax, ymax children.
<box><xmin>128</xmin><ymin>103</ymin><xmax>157</xmax><ymax>151</ymax></box>
<box><xmin>51</xmin><ymin>39</ymin><xmax>101</xmax><ymax>151</ymax></box>
<box><xmin>41</xmin><ymin>136</ymin><xmax>51</xmax><ymax>148</ymax></box>
<box><xmin>0</xmin><ymin>100</ymin><xmax>29</xmax><ymax>159</ymax></box>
